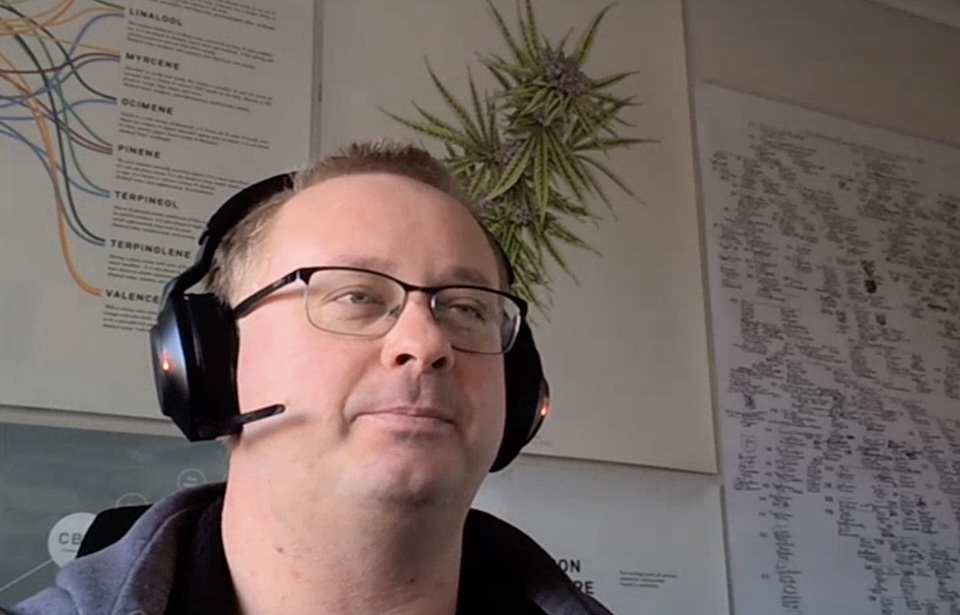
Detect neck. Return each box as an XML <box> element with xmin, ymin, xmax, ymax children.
<box><xmin>221</xmin><ymin>479</ymin><xmax>466</xmax><ymax>615</ymax></box>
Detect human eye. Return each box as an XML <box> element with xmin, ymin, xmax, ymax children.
<box><xmin>323</xmin><ymin>286</ymin><xmax>393</xmax><ymax>320</ymax></box>
<box><xmin>450</xmin><ymin>300</ymin><xmax>487</xmax><ymax>320</ymax></box>
<box><xmin>438</xmin><ymin>292</ymin><xmax>495</xmax><ymax>323</ymax></box>
<box><xmin>309</xmin><ymin>278</ymin><xmax>393</xmax><ymax>324</ymax></box>
<box><xmin>332</xmin><ymin>288</ymin><xmax>383</xmax><ymax>306</ymax></box>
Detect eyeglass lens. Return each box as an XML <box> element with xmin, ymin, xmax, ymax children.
<box><xmin>302</xmin><ymin>269</ymin><xmax>520</xmax><ymax>353</ymax></box>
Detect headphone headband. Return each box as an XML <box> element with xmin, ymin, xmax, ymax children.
<box><xmin>161</xmin><ymin>173</ymin><xmax>296</xmax><ymax>304</ymax></box>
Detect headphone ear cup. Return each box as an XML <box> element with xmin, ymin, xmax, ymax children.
<box><xmin>150</xmin><ymin>293</ymin><xmax>240</xmax><ymax>440</ymax></box>
<box><xmin>490</xmin><ymin>321</ymin><xmax>549</xmax><ymax>472</ymax></box>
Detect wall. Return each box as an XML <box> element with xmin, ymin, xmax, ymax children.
<box><xmin>2</xmin><ymin>4</ymin><xmax>955</xmax><ymax>462</ymax></box>
<box><xmin>3</xmin><ymin>1</ymin><xmax>959</xmax><ymax>612</ymax></box>
<box><xmin>685</xmin><ymin>0</ymin><xmax>960</xmax><ymax>149</ymax></box>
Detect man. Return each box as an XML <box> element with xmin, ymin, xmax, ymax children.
<box><xmin>6</xmin><ymin>141</ymin><xmax>614</xmax><ymax>615</ymax></box>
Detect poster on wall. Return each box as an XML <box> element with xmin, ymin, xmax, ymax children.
<box><xmin>0</xmin><ymin>0</ymin><xmax>315</xmax><ymax>419</ymax></box>
<box><xmin>318</xmin><ymin>0</ymin><xmax>715</xmax><ymax>473</ymax></box>
<box><xmin>696</xmin><ymin>83</ymin><xmax>960</xmax><ymax>614</ymax></box>
<box><xmin>0</xmin><ymin>423</ymin><xmax>228</xmax><ymax>607</ymax></box>
<box><xmin>475</xmin><ymin>455</ymin><xmax>730</xmax><ymax>615</ymax></box>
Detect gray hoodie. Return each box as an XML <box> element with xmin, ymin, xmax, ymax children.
<box><xmin>4</xmin><ymin>482</ymin><xmax>614</xmax><ymax>615</ymax></box>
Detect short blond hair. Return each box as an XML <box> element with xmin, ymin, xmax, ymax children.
<box><xmin>205</xmin><ymin>139</ymin><xmax>507</xmax><ymax>304</ymax></box>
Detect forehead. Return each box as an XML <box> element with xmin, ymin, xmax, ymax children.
<box><xmin>259</xmin><ymin>172</ymin><xmax>500</xmax><ymax>286</ymax></box>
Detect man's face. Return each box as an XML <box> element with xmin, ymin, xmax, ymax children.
<box><xmin>229</xmin><ymin>172</ymin><xmax>507</xmax><ymax>509</ymax></box>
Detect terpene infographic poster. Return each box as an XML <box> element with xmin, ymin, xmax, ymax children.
<box><xmin>0</xmin><ymin>0</ymin><xmax>315</xmax><ymax>419</ymax></box>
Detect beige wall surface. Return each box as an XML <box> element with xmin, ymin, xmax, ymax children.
<box><xmin>686</xmin><ymin>0</ymin><xmax>960</xmax><ymax>149</ymax></box>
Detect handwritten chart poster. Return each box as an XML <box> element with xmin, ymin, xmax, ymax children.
<box><xmin>697</xmin><ymin>83</ymin><xmax>960</xmax><ymax>615</ymax></box>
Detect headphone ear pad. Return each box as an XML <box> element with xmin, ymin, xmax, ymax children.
<box><xmin>490</xmin><ymin>321</ymin><xmax>548</xmax><ymax>472</ymax></box>
<box><xmin>151</xmin><ymin>293</ymin><xmax>240</xmax><ymax>440</ymax></box>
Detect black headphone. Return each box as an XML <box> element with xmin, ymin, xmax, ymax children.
<box><xmin>149</xmin><ymin>172</ymin><xmax>549</xmax><ymax>472</ymax></box>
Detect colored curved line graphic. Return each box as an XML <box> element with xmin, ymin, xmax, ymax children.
<box><xmin>1</xmin><ymin>0</ymin><xmax>123</xmax><ymax>297</ymax></box>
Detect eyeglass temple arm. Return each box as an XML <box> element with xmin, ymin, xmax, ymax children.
<box><xmin>232</xmin><ymin>270</ymin><xmax>305</xmax><ymax>318</ymax></box>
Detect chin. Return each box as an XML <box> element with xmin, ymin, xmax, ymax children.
<box><xmin>340</xmin><ymin>416</ymin><xmax>499</xmax><ymax>507</ymax></box>
<box><xmin>350</xmin><ymin>445</ymin><xmax>479</xmax><ymax>508</ymax></box>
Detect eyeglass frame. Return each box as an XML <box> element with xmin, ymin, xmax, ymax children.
<box><xmin>231</xmin><ymin>266</ymin><xmax>529</xmax><ymax>355</ymax></box>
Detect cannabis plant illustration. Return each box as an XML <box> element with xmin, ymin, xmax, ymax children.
<box><xmin>385</xmin><ymin>0</ymin><xmax>655</xmax><ymax>312</ymax></box>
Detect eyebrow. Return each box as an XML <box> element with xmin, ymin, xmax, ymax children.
<box><xmin>329</xmin><ymin>255</ymin><xmax>495</xmax><ymax>288</ymax></box>
<box><xmin>444</xmin><ymin>265</ymin><xmax>495</xmax><ymax>287</ymax></box>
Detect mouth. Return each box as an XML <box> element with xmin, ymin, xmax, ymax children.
<box><xmin>368</xmin><ymin>407</ymin><xmax>454</xmax><ymax>422</ymax></box>
<box><xmin>355</xmin><ymin>407</ymin><xmax>457</xmax><ymax>432</ymax></box>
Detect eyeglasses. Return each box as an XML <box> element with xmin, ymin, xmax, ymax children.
<box><xmin>233</xmin><ymin>267</ymin><xmax>528</xmax><ymax>355</ymax></box>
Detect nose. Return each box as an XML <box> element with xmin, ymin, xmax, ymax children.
<box><xmin>379</xmin><ymin>295</ymin><xmax>455</xmax><ymax>373</ymax></box>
